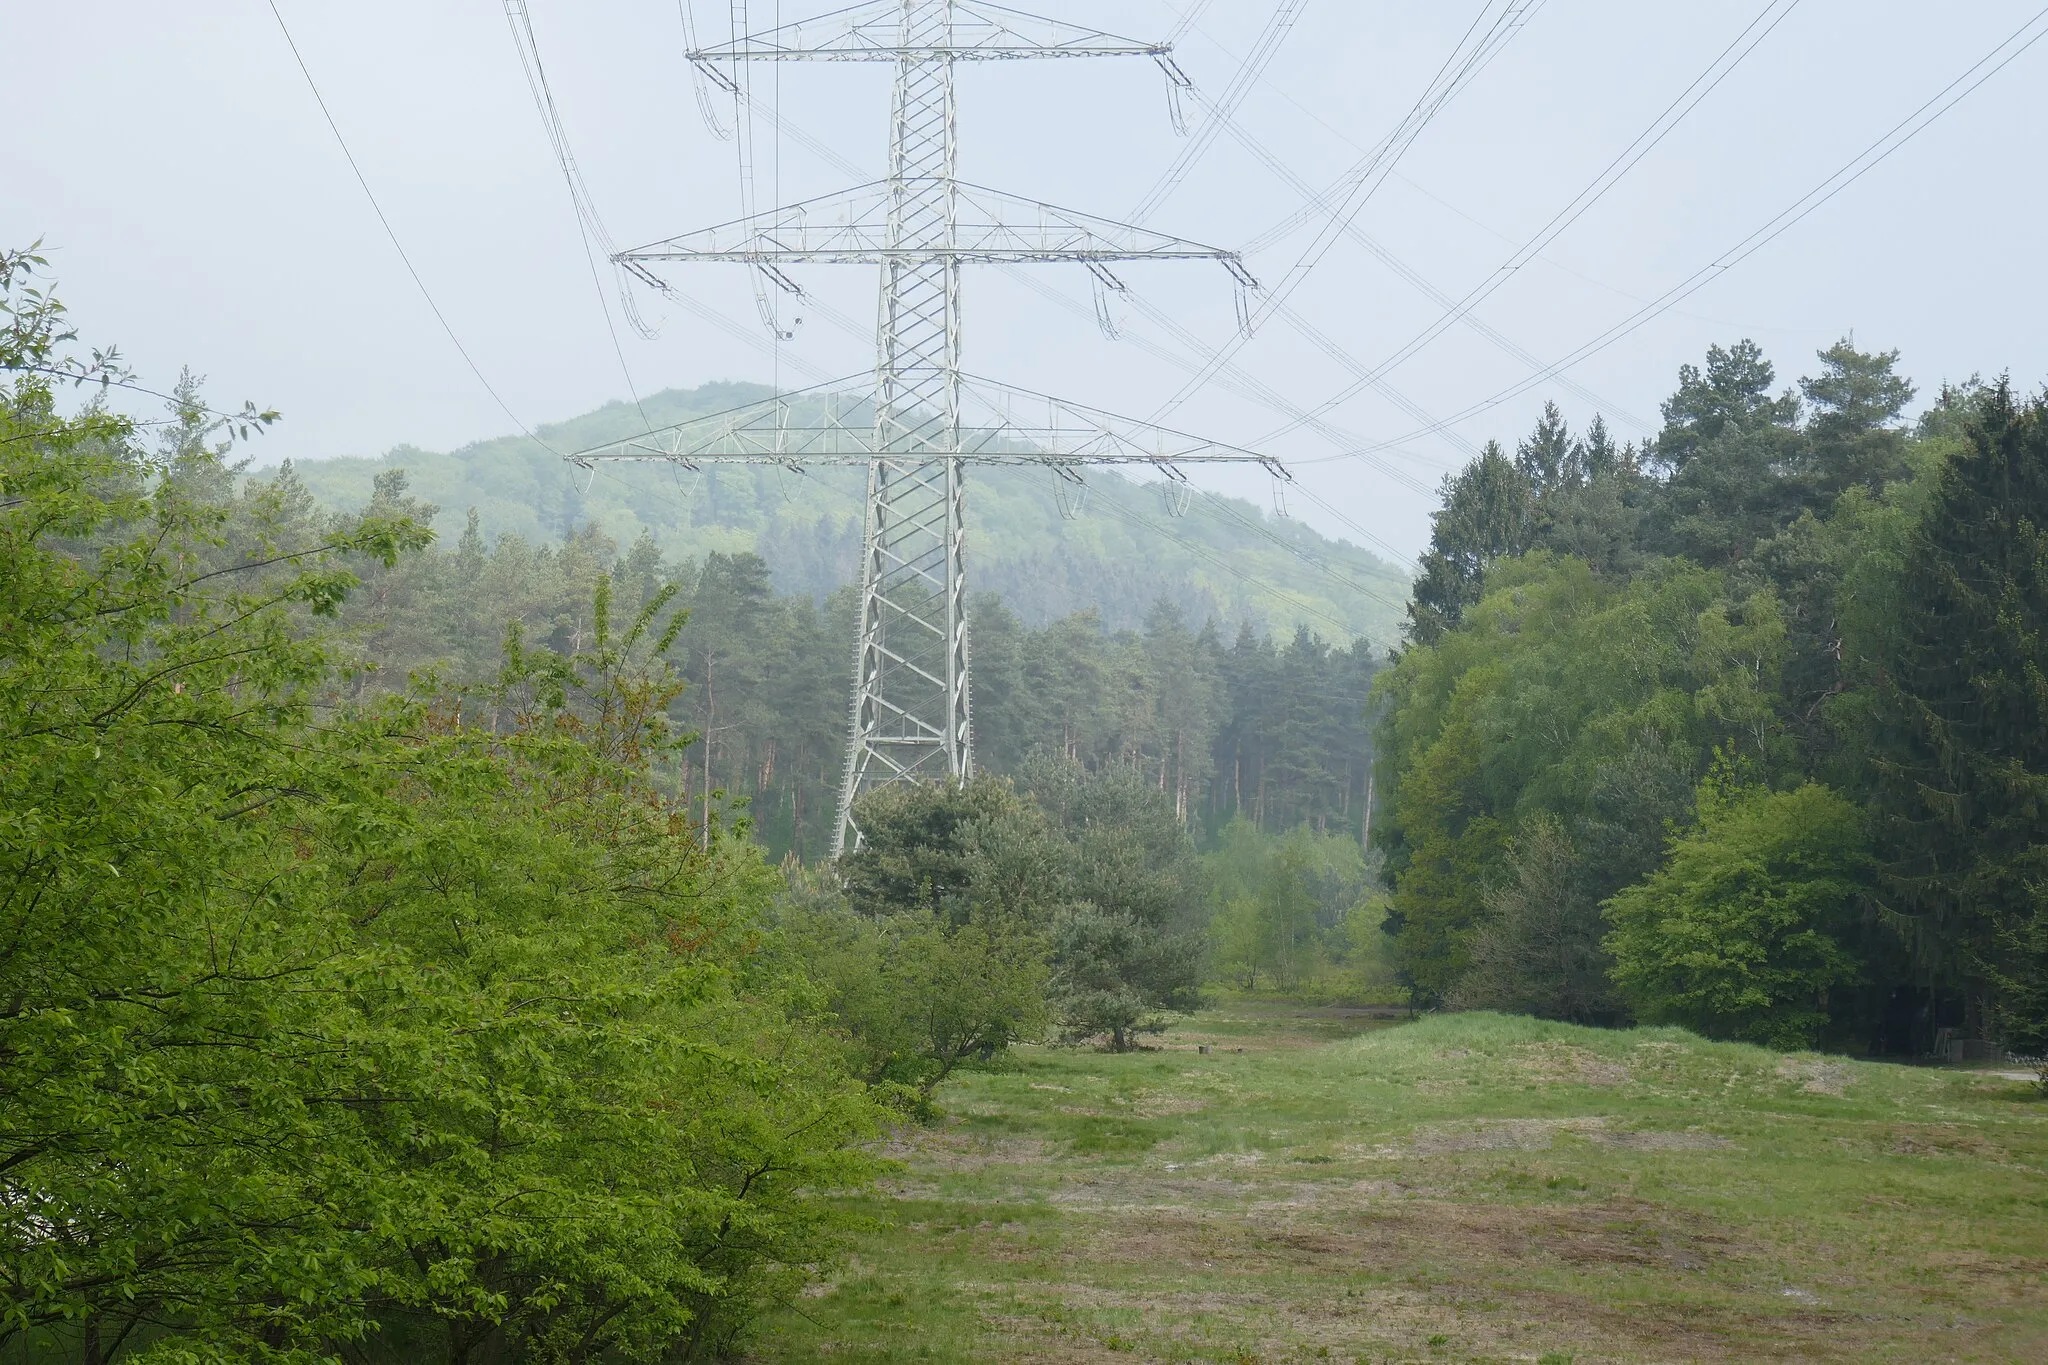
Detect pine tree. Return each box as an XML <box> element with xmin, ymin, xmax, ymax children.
<box><xmin>1405</xmin><ymin>440</ymin><xmax>1535</xmax><ymax>644</ymax></box>
<box><xmin>1868</xmin><ymin>380</ymin><xmax>2048</xmax><ymax>1047</ymax></box>
<box><xmin>1515</xmin><ymin>401</ymin><xmax>1576</xmax><ymax>494</ymax></box>
<box><xmin>1800</xmin><ymin>337</ymin><xmax>1916</xmax><ymax>500</ymax></box>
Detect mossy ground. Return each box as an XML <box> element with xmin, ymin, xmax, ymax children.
<box><xmin>744</xmin><ymin>1002</ymin><xmax>2048</xmax><ymax>1363</ymax></box>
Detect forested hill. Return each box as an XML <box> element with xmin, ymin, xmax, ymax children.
<box><xmin>283</xmin><ymin>381</ymin><xmax>1408</xmax><ymax>642</ymax></box>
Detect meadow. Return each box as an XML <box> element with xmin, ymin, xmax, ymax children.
<box><xmin>746</xmin><ymin>1004</ymin><xmax>2048</xmax><ymax>1364</ymax></box>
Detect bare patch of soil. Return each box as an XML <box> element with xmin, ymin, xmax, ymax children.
<box><xmin>1517</xmin><ymin>1041</ymin><xmax>1635</xmax><ymax>1087</ymax></box>
<box><xmin>879</xmin><ymin>1128</ymin><xmax>1050</xmax><ymax>1172</ymax></box>
<box><xmin>1595</xmin><ymin>1127</ymin><xmax>1736</xmax><ymax>1151</ymax></box>
<box><xmin>1408</xmin><ymin>1116</ymin><xmax>1610</xmax><ymax>1153</ymax></box>
<box><xmin>1777</xmin><ymin>1057</ymin><xmax>1854</xmax><ymax>1096</ymax></box>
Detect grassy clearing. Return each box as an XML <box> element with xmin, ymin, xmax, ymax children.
<box><xmin>744</xmin><ymin>1002</ymin><xmax>2048</xmax><ymax>1364</ymax></box>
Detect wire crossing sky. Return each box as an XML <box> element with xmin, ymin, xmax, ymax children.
<box><xmin>7</xmin><ymin>1</ymin><xmax>2046</xmax><ymax>560</ymax></box>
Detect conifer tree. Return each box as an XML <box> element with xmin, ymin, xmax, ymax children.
<box><xmin>1405</xmin><ymin>440</ymin><xmax>1535</xmax><ymax>644</ymax></box>
<box><xmin>1868</xmin><ymin>380</ymin><xmax>2048</xmax><ymax>1047</ymax></box>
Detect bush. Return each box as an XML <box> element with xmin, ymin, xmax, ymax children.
<box><xmin>788</xmin><ymin>891</ymin><xmax>1051</xmax><ymax>1097</ymax></box>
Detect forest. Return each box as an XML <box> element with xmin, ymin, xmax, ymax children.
<box><xmin>1377</xmin><ymin>337</ymin><xmax>2048</xmax><ymax>1058</ymax></box>
<box><xmin>315</xmin><ymin>490</ymin><xmax>1382</xmax><ymax>865</ymax></box>
<box><xmin>283</xmin><ymin>386</ymin><xmax>1409</xmax><ymax>645</ymax></box>
<box><xmin>7</xmin><ymin>228</ymin><xmax>2047</xmax><ymax>1365</ymax></box>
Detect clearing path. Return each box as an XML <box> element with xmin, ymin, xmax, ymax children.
<box><xmin>745</xmin><ymin>1003</ymin><xmax>2048</xmax><ymax>1363</ymax></box>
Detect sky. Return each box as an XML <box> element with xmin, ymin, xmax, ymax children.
<box><xmin>8</xmin><ymin>0</ymin><xmax>2047</xmax><ymax>564</ymax></box>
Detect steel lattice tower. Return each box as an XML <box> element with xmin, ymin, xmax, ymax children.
<box><xmin>584</xmin><ymin>0</ymin><xmax>1276</xmax><ymax>854</ymax></box>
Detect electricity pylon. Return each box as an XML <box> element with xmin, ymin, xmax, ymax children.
<box><xmin>577</xmin><ymin>0</ymin><xmax>1278</xmax><ymax>855</ymax></box>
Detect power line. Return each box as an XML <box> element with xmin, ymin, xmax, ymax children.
<box><xmin>1153</xmin><ymin>0</ymin><xmax>1548</xmax><ymax>419</ymax></box>
<box><xmin>1259</xmin><ymin>0</ymin><xmax>1807</xmax><ymax>444</ymax></box>
<box><xmin>1186</xmin><ymin>484</ymin><xmax>1412</xmax><ymax>617</ymax></box>
<box><xmin>1177</xmin><ymin>82</ymin><xmax>1651</xmax><ymax>434</ymax></box>
<box><xmin>1130</xmin><ymin>0</ymin><xmax>1309</xmax><ymax>225</ymax></box>
<box><xmin>1129</xmin><ymin>1</ymin><xmax>1631</xmax><ymax>461</ymax></box>
<box><xmin>1151</xmin><ymin>6</ymin><xmax>1701</xmax><ymax>426</ymax></box>
<box><xmin>1298</xmin><ymin>1</ymin><xmax>2048</xmax><ymax>462</ymax></box>
<box><xmin>988</xmin><ymin>262</ymin><xmax>1433</xmax><ymax>567</ymax></box>
<box><xmin>262</xmin><ymin>0</ymin><xmax>557</xmax><ymax>455</ymax></box>
<box><xmin>1162</xmin><ymin>0</ymin><xmax>1218</xmax><ymax>45</ymax></box>
<box><xmin>502</xmin><ymin>0</ymin><xmax>654</xmax><ymax>432</ymax></box>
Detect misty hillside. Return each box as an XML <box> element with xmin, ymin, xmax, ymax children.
<box><xmin>285</xmin><ymin>382</ymin><xmax>1408</xmax><ymax>643</ymax></box>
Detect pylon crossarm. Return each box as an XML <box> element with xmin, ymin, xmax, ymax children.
<box><xmin>568</xmin><ymin>379</ymin><xmax>1289</xmax><ymax>474</ymax></box>
<box><xmin>617</xmin><ymin>182</ymin><xmax>1248</xmax><ymax>270</ymax></box>
<box><xmin>691</xmin><ymin>0</ymin><xmax>1165</xmax><ymax>63</ymax></box>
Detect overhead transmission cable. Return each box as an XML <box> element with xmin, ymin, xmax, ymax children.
<box><xmin>993</xmin><ymin>264</ymin><xmax>1429</xmax><ymax>569</ymax></box>
<box><xmin>502</xmin><ymin>0</ymin><xmax>654</xmax><ymax>432</ymax></box>
<box><xmin>1118</xmin><ymin>7</ymin><xmax>1649</xmax><ymax>458</ymax></box>
<box><xmin>1186</xmin><ymin>485</ymin><xmax>1411</xmax><ymax>615</ymax></box>
<box><xmin>1163</xmin><ymin>0</ymin><xmax>1218</xmax><ymax>44</ymax></box>
<box><xmin>1178</xmin><ymin>82</ymin><xmax>1650</xmax><ymax>433</ymax></box>
<box><xmin>1152</xmin><ymin>0</ymin><xmax>1547</xmax><ymax>421</ymax></box>
<box><xmin>1129</xmin><ymin>0</ymin><xmax>1310</xmax><ymax>225</ymax></box>
<box><xmin>1156</xmin><ymin>4</ymin><xmax>1704</xmax><ymax>425</ymax></box>
<box><xmin>1297</xmin><ymin>0</ymin><xmax>2048</xmax><ymax>462</ymax></box>
<box><xmin>1259</xmin><ymin>0</ymin><xmax>1808</xmax><ymax>444</ymax></box>
<box><xmin>263</xmin><ymin>0</ymin><xmax>558</xmax><ymax>454</ymax></box>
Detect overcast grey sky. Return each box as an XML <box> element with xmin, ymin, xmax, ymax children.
<box><xmin>8</xmin><ymin>1</ymin><xmax>2046</xmax><ymax>560</ymax></box>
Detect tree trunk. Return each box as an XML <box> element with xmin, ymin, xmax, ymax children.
<box><xmin>702</xmin><ymin>659</ymin><xmax>715</xmax><ymax>849</ymax></box>
<box><xmin>1361</xmin><ymin>769</ymin><xmax>1376</xmax><ymax>855</ymax></box>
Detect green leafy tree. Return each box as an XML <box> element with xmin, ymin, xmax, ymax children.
<box><xmin>1</xmin><ymin>250</ymin><xmax>886</xmax><ymax>1363</ymax></box>
<box><xmin>1605</xmin><ymin>777</ymin><xmax>1869</xmax><ymax>1048</ymax></box>
<box><xmin>1201</xmin><ymin>821</ymin><xmax>1374</xmax><ymax>995</ymax></box>
<box><xmin>1800</xmin><ymin>336</ymin><xmax>1917</xmax><ymax>498</ymax></box>
<box><xmin>840</xmin><ymin>775</ymin><xmax>1052</xmax><ymax>925</ymax></box>
<box><xmin>1</xmin><ymin>246</ymin><xmax>423</xmax><ymax>1360</ymax></box>
<box><xmin>1049</xmin><ymin>907</ymin><xmax>1197</xmax><ymax>1050</ymax></box>
<box><xmin>1374</xmin><ymin>554</ymin><xmax>1787</xmax><ymax>1001</ymax></box>
<box><xmin>1022</xmin><ymin>757</ymin><xmax>1207</xmax><ymax>1040</ymax></box>
<box><xmin>791</xmin><ymin>900</ymin><xmax>1050</xmax><ymax>1097</ymax></box>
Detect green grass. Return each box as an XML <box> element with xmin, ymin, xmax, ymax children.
<box><xmin>743</xmin><ymin>1002</ymin><xmax>2048</xmax><ymax>1364</ymax></box>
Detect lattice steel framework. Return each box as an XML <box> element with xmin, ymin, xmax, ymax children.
<box><xmin>592</xmin><ymin>0</ymin><xmax>1271</xmax><ymax>855</ymax></box>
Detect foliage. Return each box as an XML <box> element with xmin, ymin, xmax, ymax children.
<box><xmin>826</xmin><ymin>762</ymin><xmax>1212</xmax><ymax>1055</ymax></box>
<box><xmin>1366</xmin><ymin>336</ymin><xmax>2034</xmax><ymax>1047</ymax></box>
<box><xmin>1604</xmin><ymin>776</ymin><xmax>1870</xmax><ymax>1048</ymax></box>
<box><xmin>1861</xmin><ymin>381</ymin><xmax>2048</xmax><ymax>1049</ymax></box>
<box><xmin>1202</xmin><ymin>820</ymin><xmax>1380</xmax><ymax>996</ymax></box>
<box><xmin>840</xmin><ymin>776</ymin><xmax>1051</xmax><ymax>925</ymax></box>
<box><xmin>1048</xmin><ymin>907</ymin><xmax>1189</xmax><ymax>1050</ymax></box>
<box><xmin>1451</xmin><ymin>816</ymin><xmax>1619</xmax><ymax>1024</ymax></box>
<box><xmin>2</xmin><ymin>248</ymin><xmax>417</xmax><ymax>1361</ymax></box>
<box><xmin>1</xmin><ymin>252</ymin><xmax>884</xmax><ymax>1363</ymax></box>
<box><xmin>305</xmin><ymin>493</ymin><xmax>1384</xmax><ymax>863</ymax></box>
<box><xmin>1374</xmin><ymin>553</ymin><xmax>1786</xmax><ymax>1001</ymax></box>
<box><xmin>1405</xmin><ymin>439</ymin><xmax>1534</xmax><ymax>645</ymax></box>
<box><xmin>782</xmin><ymin>887</ymin><xmax>1050</xmax><ymax>1099</ymax></box>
